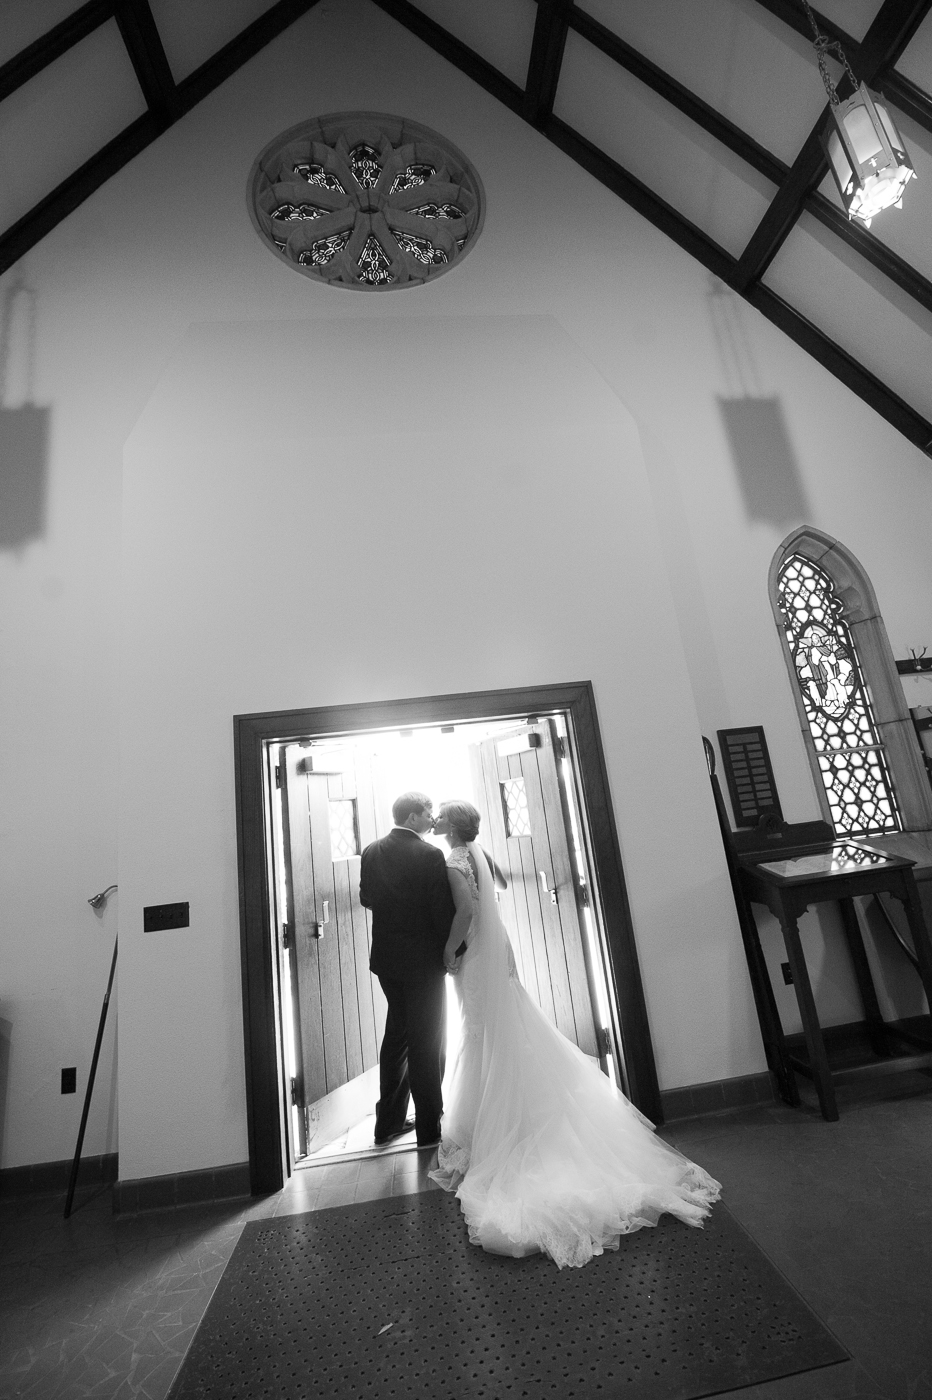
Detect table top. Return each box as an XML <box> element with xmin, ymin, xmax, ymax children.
<box><xmin>738</xmin><ymin>838</ymin><xmax>915</xmax><ymax>889</ymax></box>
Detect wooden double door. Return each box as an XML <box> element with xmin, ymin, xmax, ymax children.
<box><xmin>278</xmin><ymin>720</ymin><xmax>604</xmax><ymax>1157</ymax></box>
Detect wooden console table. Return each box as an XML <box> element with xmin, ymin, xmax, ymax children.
<box><xmin>736</xmin><ymin>830</ymin><xmax>932</xmax><ymax>1120</ymax></box>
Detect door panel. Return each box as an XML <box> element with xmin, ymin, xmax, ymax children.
<box><xmin>471</xmin><ymin>721</ymin><xmax>598</xmax><ymax>1056</ymax></box>
<box><xmin>280</xmin><ymin>743</ymin><xmax>387</xmax><ymax>1148</ymax></box>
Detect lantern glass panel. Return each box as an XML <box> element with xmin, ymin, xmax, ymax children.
<box><xmin>875</xmin><ymin>100</ymin><xmax>905</xmax><ymax>156</ymax></box>
<box><xmin>827</xmin><ymin>131</ymin><xmax>854</xmax><ymax>192</ymax></box>
<box><xmin>843</xmin><ymin>103</ymin><xmax>885</xmax><ymax>165</ymax></box>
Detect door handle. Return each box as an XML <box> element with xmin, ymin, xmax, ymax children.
<box><xmin>539</xmin><ymin>871</ymin><xmax>557</xmax><ymax>905</ymax></box>
<box><xmin>312</xmin><ymin>899</ymin><xmax>330</xmax><ymax>939</ymax></box>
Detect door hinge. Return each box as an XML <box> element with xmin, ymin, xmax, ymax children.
<box><xmin>578</xmin><ymin>881</ymin><xmax>590</xmax><ymax>907</ymax></box>
<box><xmin>290</xmin><ymin>1076</ymin><xmax>305</xmax><ymax>1108</ymax></box>
<box><xmin>282</xmin><ymin>922</ymin><xmax>294</xmax><ymax>949</ymax></box>
<box><xmin>275</xmin><ymin>765</ymin><xmax>282</xmax><ymax>788</ymax></box>
<box><xmin>556</xmin><ymin>736</ymin><xmax>566</xmax><ymax>759</ymax></box>
<box><xmin>596</xmin><ymin>1026</ymin><xmax>613</xmax><ymax>1058</ymax></box>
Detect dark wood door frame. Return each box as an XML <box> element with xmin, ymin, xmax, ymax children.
<box><xmin>234</xmin><ymin>681</ymin><xmax>662</xmax><ymax>1196</ymax></box>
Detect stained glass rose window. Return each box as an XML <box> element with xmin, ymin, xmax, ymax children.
<box><xmin>249</xmin><ymin>112</ymin><xmax>484</xmax><ymax>289</ymax></box>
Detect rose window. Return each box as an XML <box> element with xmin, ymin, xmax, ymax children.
<box><xmin>248</xmin><ymin>112</ymin><xmax>484</xmax><ymax>289</ymax></box>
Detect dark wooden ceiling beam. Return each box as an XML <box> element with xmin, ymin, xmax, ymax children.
<box><xmin>173</xmin><ymin>0</ymin><xmax>325</xmax><ymax>113</ymax></box>
<box><xmin>2</xmin><ymin>0</ymin><xmax>930</xmax><ymax>456</ymax></box>
<box><xmin>751</xmin><ymin>0</ymin><xmax>857</xmax><ymax>52</ymax></box>
<box><xmin>742</xmin><ymin>279</ymin><xmax>932</xmax><ymax>453</ymax></box>
<box><xmin>369</xmin><ymin>1</ymin><xmax>932</xmax><ymax>456</ymax></box>
<box><xmin>0</xmin><ymin>0</ymin><xmax>113</xmax><ymax>102</ymax></box>
<box><xmin>0</xmin><ymin>0</ymin><xmax>322</xmax><ymax>279</ymax></box>
<box><xmin>114</xmin><ymin>0</ymin><xmax>180</xmax><ymax>125</ymax></box>
<box><xmin>730</xmin><ymin>0</ymin><xmax>932</xmax><ymax>293</ymax></box>
<box><xmin>0</xmin><ymin>112</ymin><xmax>161</xmax><ymax>273</ymax></box>
<box><xmin>524</xmin><ymin>0</ymin><xmax>572</xmax><ymax>127</ymax></box>
<box><xmin>570</xmin><ymin>7</ymin><xmax>787</xmax><ymax>186</ymax></box>
<box><xmin>369</xmin><ymin>0</ymin><xmax>524</xmax><ymax>116</ymax></box>
<box><xmin>807</xmin><ymin>192</ymin><xmax>932</xmax><ymax>315</ymax></box>
<box><xmin>881</xmin><ymin>70</ymin><xmax>932</xmax><ymax>135</ymax></box>
<box><xmin>568</xmin><ymin>7</ymin><xmax>932</xmax><ymax>319</ymax></box>
<box><xmin>544</xmin><ymin>114</ymin><xmax>932</xmax><ymax>454</ymax></box>
<box><xmin>545</xmin><ymin>116</ymin><xmax>734</xmax><ymax>280</ymax></box>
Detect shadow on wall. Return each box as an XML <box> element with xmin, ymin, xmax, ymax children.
<box><xmin>717</xmin><ymin>396</ymin><xmax>811</xmax><ymax>528</ymax></box>
<box><xmin>0</xmin><ymin>278</ymin><xmax>49</xmax><ymax>550</ymax></box>
<box><xmin>0</xmin><ymin>1016</ymin><xmax>10</xmax><ymax>1163</ymax></box>
<box><xmin>708</xmin><ymin>277</ymin><xmax>810</xmax><ymax>528</ymax></box>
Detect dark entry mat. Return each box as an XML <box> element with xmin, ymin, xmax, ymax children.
<box><xmin>168</xmin><ymin>1190</ymin><xmax>847</xmax><ymax>1400</ymax></box>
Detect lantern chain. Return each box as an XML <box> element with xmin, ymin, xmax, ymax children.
<box><xmin>800</xmin><ymin>0</ymin><xmax>858</xmax><ymax>107</ymax></box>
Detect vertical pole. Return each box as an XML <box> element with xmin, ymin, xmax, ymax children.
<box><xmin>64</xmin><ymin>937</ymin><xmax>118</xmax><ymax>1218</ymax></box>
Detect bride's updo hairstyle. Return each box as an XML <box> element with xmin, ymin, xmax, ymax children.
<box><xmin>441</xmin><ymin>800</ymin><xmax>480</xmax><ymax>842</ymax></box>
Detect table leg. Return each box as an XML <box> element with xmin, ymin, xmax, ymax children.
<box><xmin>779</xmin><ymin>908</ymin><xmax>839</xmax><ymax>1121</ymax></box>
<box><xmin>894</xmin><ymin>873</ymin><xmax>932</xmax><ymax>1012</ymax></box>
<box><xmin>837</xmin><ymin>898</ymin><xmax>888</xmax><ymax>1057</ymax></box>
<box><xmin>741</xmin><ymin>904</ymin><xmax>800</xmax><ymax>1106</ymax></box>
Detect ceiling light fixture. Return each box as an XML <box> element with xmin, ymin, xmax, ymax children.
<box><xmin>803</xmin><ymin>0</ymin><xmax>915</xmax><ymax>228</ymax></box>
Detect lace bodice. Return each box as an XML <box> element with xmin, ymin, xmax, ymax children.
<box><xmin>447</xmin><ymin>845</ymin><xmax>479</xmax><ymax>898</ymax></box>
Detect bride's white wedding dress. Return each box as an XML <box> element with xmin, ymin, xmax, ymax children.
<box><xmin>429</xmin><ymin>842</ymin><xmax>721</xmax><ymax>1269</ymax></box>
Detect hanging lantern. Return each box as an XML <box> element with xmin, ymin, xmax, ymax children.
<box><xmin>803</xmin><ymin>0</ymin><xmax>914</xmax><ymax>229</ymax></box>
<box><xmin>821</xmin><ymin>83</ymin><xmax>915</xmax><ymax>227</ymax></box>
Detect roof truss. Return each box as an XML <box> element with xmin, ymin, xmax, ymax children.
<box><xmin>1</xmin><ymin>0</ymin><xmax>931</xmax><ymax>456</ymax></box>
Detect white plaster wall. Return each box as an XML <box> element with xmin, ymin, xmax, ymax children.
<box><xmin>2</xmin><ymin>0</ymin><xmax>931</xmax><ymax>1173</ymax></box>
<box><xmin>119</xmin><ymin>315</ymin><xmax>751</xmax><ymax>1177</ymax></box>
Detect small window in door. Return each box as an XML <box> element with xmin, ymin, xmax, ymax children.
<box><xmin>501</xmin><ymin>778</ymin><xmax>531</xmax><ymax>837</ymax></box>
<box><xmin>329</xmin><ymin>798</ymin><xmax>361</xmax><ymax>858</ymax></box>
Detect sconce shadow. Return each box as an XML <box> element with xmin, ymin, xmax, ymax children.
<box><xmin>717</xmin><ymin>395</ymin><xmax>811</xmax><ymax>528</ymax></box>
<box><xmin>0</xmin><ymin>404</ymin><xmax>50</xmax><ymax>548</ymax></box>
<box><xmin>0</xmin><ymin>279</ymin><xmax>49</xmax><ymax>551</ymax></box>
<box><xmin>0</xmin><ymin>1016</ymin><xmax>10</xmax><ymax>1164</ymax></box>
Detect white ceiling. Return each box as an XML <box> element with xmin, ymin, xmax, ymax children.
<box><xmin>1</xmin><ymin>0</ymin><xmax>930</xmax><ymax>448</ymax></box>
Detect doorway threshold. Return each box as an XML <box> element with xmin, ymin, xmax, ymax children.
<box><xmin>295</xmin><ymin>1111</ymin><xmax>426</xmax><ymax>1170</ymax></box>
<box><xmin>296</xmin><ymin>1139</ymin><xmax>426</xmax><ymax>1171</ymax></box>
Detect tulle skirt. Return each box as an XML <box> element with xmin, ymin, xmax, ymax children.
<box><xmin>429</xmin><ymin>954</ymin><xmax>721</xmax><ymax>1270</ymax></box>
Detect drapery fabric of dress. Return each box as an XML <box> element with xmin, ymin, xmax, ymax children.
<box><xmin>429</xmin><ymin>843</ymin><xmax>721</xmax><ymax>1269</ymax></box>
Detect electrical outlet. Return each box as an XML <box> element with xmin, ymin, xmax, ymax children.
<box><xmin>61</xmin><ymin>1067</ymin><xmax>76</xmax><ymax>1094</ymax></box>
<box><xmin>781</xmin><ymin>962</ymin><xmax>793</xmax><ymax>985</ymax></box>
<box><xmin>143</xmin><ymin>901</ymin><xmax>189</xmax><ymax>932</ymax></box>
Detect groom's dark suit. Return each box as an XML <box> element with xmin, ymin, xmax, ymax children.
<box><xmin>359</xmin><ymin>828</ymin><xmax>455</xmax><ymax>1145</ymax></box>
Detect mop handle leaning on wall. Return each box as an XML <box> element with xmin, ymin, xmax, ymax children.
<box><xmin>64</xmin><ymin>934</ymin><xmax>117</xmax><ymax>1219</ymax></box>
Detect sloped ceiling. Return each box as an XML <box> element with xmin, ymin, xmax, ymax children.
<box><xmin>2</xmin><ymin>0</ymin><xmax>931</xmax><ymax>455</ymax></box>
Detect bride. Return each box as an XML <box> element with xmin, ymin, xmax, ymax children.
<box><xmin>429</xmin><ymin>799</ymin><xmax>721</xmax><ymax>1270</ymax></box>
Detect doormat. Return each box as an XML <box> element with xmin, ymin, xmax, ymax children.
<box><xmin>167</xmin><ymin>1189</ymin><xmax>848</xmax><ymax>1400</ymax></box>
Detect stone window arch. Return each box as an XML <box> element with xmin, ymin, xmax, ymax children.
<box><xmin>769</xmin><ymin>527</ymin><xmax>932</xmax><ymax>835</ymax></box>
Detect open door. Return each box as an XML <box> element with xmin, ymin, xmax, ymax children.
<box><xmin>470</xmin><ymin>719</ymin><xmax>604</xmax><ymax>1062</ymax></box>
<box><xmin>279</xmin><ymin>743</ymin><xmax>387</xmax><ymax>1154</ymax></box>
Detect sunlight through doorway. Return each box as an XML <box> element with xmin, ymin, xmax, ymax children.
<box><xmin>269</xmin><ymin>713</ymin><xmax>621</xmax><ymax>1170</ymax></box>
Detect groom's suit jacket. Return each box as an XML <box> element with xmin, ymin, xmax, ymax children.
<box><xmin>359</xmin><ymin>828</ymin><xmax>455</xmax><ymax>982</ymax></box>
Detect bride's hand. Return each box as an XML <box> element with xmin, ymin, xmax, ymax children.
<box><xmin>443</xmin><ymin>939</ymin><xmax>461</xmax><ymax>973</ymax></box>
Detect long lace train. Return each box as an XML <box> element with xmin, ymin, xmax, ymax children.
<box><xmin>429</xmin><ymin>843</ymin><xmax>721</xmax><ymax>1269</ymax></box>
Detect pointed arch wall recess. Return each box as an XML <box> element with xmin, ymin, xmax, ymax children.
<box><xmin>769</xmin><ymin>527</ymin><xmax>932</xmax><ymax>836</ymax></box>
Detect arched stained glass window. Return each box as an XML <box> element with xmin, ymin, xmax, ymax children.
<box><xmin>777</xmin><ymin>553</ymin><xmax>900</xmax><ymax>835</ymax></box>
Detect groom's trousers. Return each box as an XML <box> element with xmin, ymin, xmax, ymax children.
<box><xmin>375</xmin><ymin>973</ymin><xmax>446</xmax><ymax>1145</ymax></box>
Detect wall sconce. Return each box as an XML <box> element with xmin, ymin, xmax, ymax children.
<box><xmin>804</xmin><ymin>1</ymin><xmax>915</xmax><ymax>228</ymax></box>
<box><xmin>88</xmin><ymin>884</ymin><xmax>117</xmax><ymax>909</ymax></box>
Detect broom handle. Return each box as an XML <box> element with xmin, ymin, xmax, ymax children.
<box><xmin>64</xmin><ymin>936</ymin><xmax>117</xmax><ymax>1218</ymax></box>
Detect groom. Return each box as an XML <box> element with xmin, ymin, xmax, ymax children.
<box><xmin>359</xmin><ymin>791</ymin><xmax>455</xmax><ymax>1148</ymax></box>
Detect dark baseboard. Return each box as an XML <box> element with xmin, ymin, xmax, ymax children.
<box><xmin>112</xmin><ymin>1161</ymin><xmax>252</xmax><ymax>1214</ymax></box>
<box><xmin>0</xmin><ymin>1151</ymin><xmax>118</xmax><ymax>1198</ymax></box>
<box><xmin>660</xmin><ymin>1071</ymin><xmax>777</xmax><ymax>1122</ymax></box>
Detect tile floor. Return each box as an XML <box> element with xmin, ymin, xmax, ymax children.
<box><xmin>2</xmin><ymin>1073</ymin><xmax>930</xmax><ymax>1400</ymax></box>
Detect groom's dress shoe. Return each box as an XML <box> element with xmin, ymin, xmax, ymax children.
<box><xmin>374</xmin><ymin>1118</ymin><xmax>416</xmax><ymax>1145</ymax></box>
